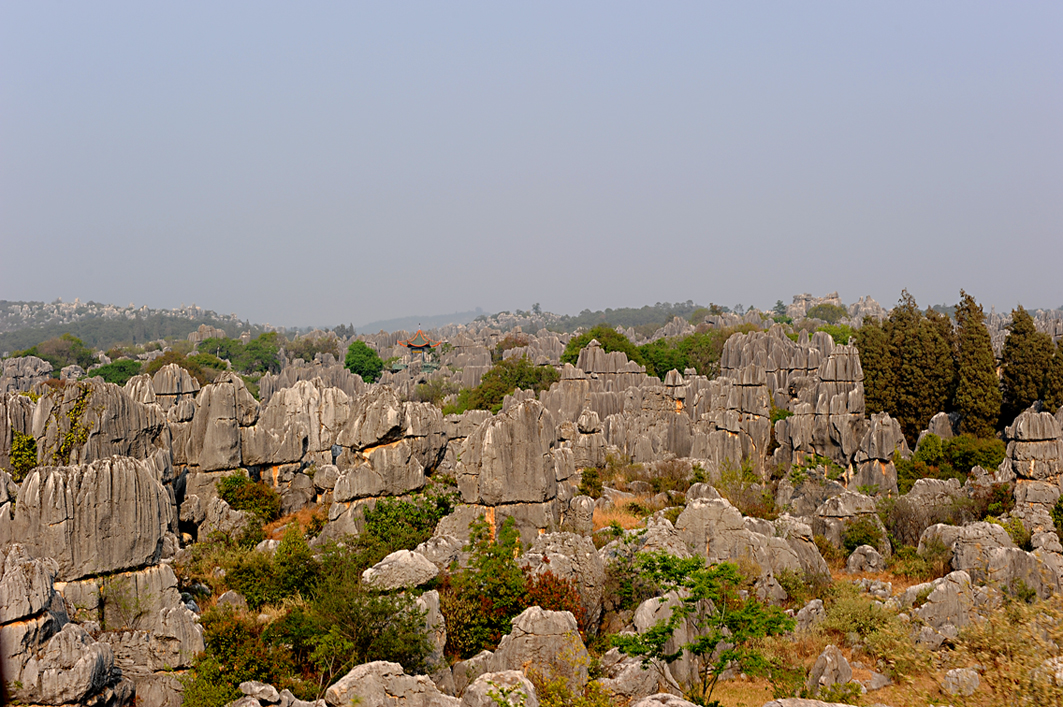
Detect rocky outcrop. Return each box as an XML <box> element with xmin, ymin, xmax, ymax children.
<box><xmin>324</xmin><ymin>660</ymin><xmax>459</xmax><ymax>707</ymax></box>
<box><xmin>519</xmin><ymin>532</ymin><xmax>605</xmax><ymax>630</ymax></box>
<box><xmin>0</xmin><ymin>356</ymin><xmax>53</xmax><ymax>393</ymax></box>
<box><xmin>33</xmin><ymin>378</ymin><xmax>172</xmax><ymax>470</ymax></box>
<box><xmin>462</xmin><ymin>671</ymin><xmax>539</xmax><ymax>707</ymax></box>
<box><xmin>362</xmin><ymin>550</ymin><xmax>439</xmax><ymax>590</ymax></box>
<box><xmin>4</xmin><ymin>456</ymin><xmax>173</xmax><ymax>580</ymax></box>
<box><xmin>850</xmin><ymin>412</ymin><xmax>909</xmax><ymax>495</ymax></box>
<box><xmin>812</xmin><ymin>491</ymin><xmax>890</xmax><ymax>557</ymax></box>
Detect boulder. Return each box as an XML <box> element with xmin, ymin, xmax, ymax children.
<box><xmin>12</xmin><ymin>623</ymin><xmax>116</xmax><ymax>706</ymax></box>
<box><xmin>845</xmin><ymin>545</ymin><xmax>885</xmax><ymax>574</ymax></box>
<box><xmin>362</xmin><ymin>550</ymin><xmax>439</xmax><ymax>590</ymax></box>
<box><xmin>805</xmin><ymin>644</ymin><xmax>852</xmax><ymax>695</ymax></box>
<box><xmin>630</xmin><ymin>695</ymin><xmax>699</xmax><ymax>707</ymax></box>
<box><xmin>676</xmin><ymin>498</ymin><xmax>801</xmax><ymax>579</ymax></box>
<box><xmin>941</xmin><ymin>668</ymin><xmax>980</xmax><ymax>697</ymax></box>
<box><xmin>490</xmin><ymin>607</ymin><xmax>589</xmax><ymax>689</ymax></box>
<box><xmin>0</xmin><ymin>544</ymin><xmax>60</xmax><ymax>625</ymax></box>
<box><xmin>200</xmin><ymin>496</ymin><xmax>252</xmax><ymax>540</ymax></box>
<box><xmin>461</xmin><ymin>671</ymin><xmax>539</xmax><ymax>707</ymax></box>
<box><xmin>795</xmin><ymin>599</ymin><xmax>825</xmax><ymax>632</ymax></box>
<box><xmin>324</xmin><ymin>661</ymin><xmax>459</xmax><ymax>707</ymax></box>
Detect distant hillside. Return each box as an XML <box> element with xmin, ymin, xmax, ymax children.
<box><xmin>0</xmin><ymin>299</ymin><xmax>260</xmax><ymax>354</ymax></box>
<box><xmin>358</xmin><ymin>308</ymin><xmax>484</xmax><ymax>334</ymax></box>
<box><xmin>553</xmin><ymin>301</ymin><xmax>707</xmax><ymax>333</ymax></box>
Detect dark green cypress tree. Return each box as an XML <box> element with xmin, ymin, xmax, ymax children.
<box><xmin>854</xmin><ymin>315</ymin><xmax>894</xmax><ymax>415</ymax></box>
<box><xmin>954</xmin><ymin>290</ymin><xmax>1002</xmax><ymax>437</ymax></box>
<box><xmin>924</xmin><ymin>307</ymin><xmax>959</xmax><ymax>411</ymax></box>
<box><xmin>1042</xmin><ymin>340</ymin><xmax>1063</xmax><ymax>413</ymax></box>
<box><xmin>886</xmin><ymin>291</ymin><xmax>928</xmax><ymax>443</ymax></box>
<box><xmin>1001</xmin><ymin>305</ymin><xmax>1054</xmax><ymax>424</ymax></box>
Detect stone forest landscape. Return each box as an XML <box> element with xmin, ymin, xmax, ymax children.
<box><xmin>2</xmin><ymin>291</ymin><xmax>1063</xmax><ymax>707</ymax></box>
<box><xmin>2</xmin><ymin>4</ymin><xmax>1062</xmax><ymax>707</ymax></box>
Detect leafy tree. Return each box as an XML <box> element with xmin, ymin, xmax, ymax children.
<box><xmin>446</xmin><ymin>356</ymin><xmax>559</xmax><ymax>414</ymax></box>
<box><xmin>804</xmin><ymin>303</ymin><xmax>848</xmax><ymax>324</ymax></box>
<box><xmin>954</xmin><ymin>291</ymin><xmax>1001</xmax><ymax>437</ymax></box>
<box><xmin>344</xmin><ymin>341</ymin><xmax>384</xmax><ymax>383</ymax></box>
<box><xmin>612</xmin><ymin>552</ymin><xmax>794</xmax><ymax>706</ymax></box>
<box><xmin>1043</xmin><ymin>341</ymin><xmax>1063</xmax><ymax>413</ymax></box>
<box><xmin>145</xmin><ymin>350</ymin><xmax>211</xmax><ymax>385</ymax></box>
<box><xmin>855</xmin><ymin>316</ymin><xmax>894</xmax><ymax>415</ymax></box>
<box><xmin>1001</xmin><ymin>306</ymin><xmax>1054</xmax><ymax>424</ymax></box>
<box><xmin>638</xmin><ymin>338</ymin><xmax>690</xmax><ymax>379</ymax></box>
<box><xmin>816</xmin><ymin>324</ymin><xmax>855</xmax><ymax>345</ymax></box>
<box><xmin>284</xmin><ymin>335</ymin><xmax>340</xmax><ymax>363</ymax></box>
<box><xmin>13</xmin><ymin>333</ymin><xmax>95</xmax><ymax>370</ymax></box>
<box><xmin>89</xmin><ymin>359</ymin><xmax>143</xmax><ymax>386</ymax></box>
<box><xmin>561</xmin><ymin>325</ymin><xmax>644</xmax><ymax>367</ymax></box>
<box><xmin>217</xmin><ymin>473</ymin><xmax>281</xmax><ymax>525</ymax></box>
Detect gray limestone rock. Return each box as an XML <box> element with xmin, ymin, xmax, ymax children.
<box><xmin>805</xmin><ymin>644</ymin><xmax>852</xmax><ymax>695</ymax></box>
<box><xmin>1</xmin><ymin>356</ymin><xmax>54</xmax><ymax>393</ymax></box>
<box><xmin>887</xmin><ymin>570</ymin><xmax>998</xmax><ymax>630</ymax></box>
<box><xmin>5</xmin><ymin>456</ymin><xmax>173</xmax><ymax>581</ymax></box>
<box><xmin>151</xmin><ymin>363</ymin><xmax>202</xmax><ymax>410</ymax></box>
<box><xmin>461</xmin><ymin>671</ymin><xmax>539</xmax><ymax>707</ymax></box>
<box><xmin>325</xmin><ymin>660</ymin><xmax>460</xmax><ymax>707</ymax></box>
<box><xmin>941</xmin><ymin>667</ymin><xmax>980</xmax><ymax>697</ymax></box>
<box><xmin>845</xmin><ymin>545</ymin><xmax>885</xmax><ymax>574</ymax></box>
<box><xmin>240</xmin><ymin>681</ymin><xmax>281</xmax><ymax>704</ymax></box>
<box><xmin>362</xmin><ymin>550</ymin><xmax>439</xmax><ymax>590</ymax></box>
<box><xmin>796</xmin><ymin>599</ymin><xmax>825</xmax><ymax>632</ymax></box>
<box><xmin>200</xmin><ymin>496</ymin><xmax>252</xmax><ymax>540</ymax></box>
<box><xmin>519</xmin><ymin>532</ymin><xmax>606</xmax><ymax>630</ymax></box>
<box><xmin>676</xmin><ymin>498</ymin><xmax>802</xmax><ymax>580</ymax></box>
<box><xmin>0</xmin><ymin>544</ymin><xmax>60</xmax><ymax>625</ymax></box>
<box><xmin>457</xmin><ymin>400</ymin><xmax>557</xmax><ymax>507</ymax></box>
<box><xmin>812</xmin><ymin>492</ymin><xmax>890</xmax><ymax>557</ymax></box>
<box><xmin>14</xmin><ymin>623</ymin><xmax>115</xmax><ymax>706</ymax></box>
<box><xmin>217</xmin><ymin>590</ymin><xmax>248</xmax><ymax>611</ymax></box>
<box><xmin>490</xmin><ymin>607</ymin><xmax>589</xmax><ymax>690</ymax></box>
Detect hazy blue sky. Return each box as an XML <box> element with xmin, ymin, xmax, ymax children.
<box><xmin>2</xmin><ymin>2</ymin><xmax>1060</xmax><ymax>328</ymax></box>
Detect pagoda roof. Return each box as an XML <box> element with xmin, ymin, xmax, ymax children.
<box><xmin>399</xmin><ymin>329</ymin><xmax>441</xmax><ymax>349</ymax></box>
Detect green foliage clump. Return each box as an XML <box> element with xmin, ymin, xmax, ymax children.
<box><xmin>12</xmin><ymin>333</ymin><xmax>95</xmax><ymax>371</ymax></box>
<box><xmin>561</xmin><ymin>325</ymin><xmax>644</xmax><ymax>367</ymax></box>
<box><xmin>954</xmin><ymin>291</ymin><xmax>1003</xmax><ymax>437</ymax></box>
<box><xmin>440</xmin><ymin>517</ymin><xmax>530</xmax><ymax>659</ymax></box>
<box><xmin>187</xmin><ymin>352</ymin><xmax>228</xmax><ymax>373</ymax></box>
<box><xmin>1001</xmin><ymin>305</ymin><xmax>1055</xmax><ymax>425</ymax></box>
<box><xmin>225</xmin><ymin>526</ymin><xmax>320</xmax><ymax>610</ymax></box>
<box><xmin>886</xmin><ymin>542</ymin><xmax>951</xmax><ymax>581</ymax></box>
<box><xmin>200</xmin><ymin>333</ymin><xmax>282</xmax><ymax>375</ymax></box>
<box><xmin>612</xmin><ymin>552</ymin><xmax>794</xmax><ymax>705</ymax></box>
<box><xmin>717</xmin><ymin>459</ymin><xmax>777</xmax><ymax>519</ymax></box>
<box><xmin>894</xmin><ymin>433</ymin><xmax>1006</xmax><ymax>494</ymax></box>
<box><xmin>445</xmin><ymin>356</ymin><xmax>559</xmax><ymax>414</ymax></box>
<box><xmin>88</xmin><ymin>359</ymin><xmax>143</xmax><ymax>385</ymax></box>
<box><xmin>804</xmin><ymin>303</ymin><xmax>848</xmax><ymax>324</ymax></box>
<box><xmin>842</xmin><ymin>515</ymin><xmax>885</xmax><ymax>554</ymax></box>
<box><xmin>553</xmin><ymin>301</ymin><xmax>705</xmax><ymax>334</ymax></box>
<box><xmin>635</xmin><ymin>324</ymin><xmax>760</xmax><ymax>379</ymax></box>
<box><xmin>145</xmin><ymin>350</ymin><xmax>211</xmax><ymax>385</ymax></box>
<box><xmin>577</xmin><ymin>467</ymin><xmax>603</xmax><ymax>499</ymax></box>
<box><xmin>815</xmin><ymin>323</ymin><xmax>855</xmax><ymax>345</ymax></box>
<box><xmin>284</xmin><ymin>335</ymin><xmax>340</xmax><ymax>363</ymax></box>
<box><xmin>343</xmin><ymin>340</ymin><xmax>384</xmax><ymax>383</ymax></box>
<box><xmin>216</xmin><ymin>474</ymin><xmax>281</xmax><ymax>525</ymax></box>
<box><xmin>1052</xmin><ymin>498</ymin><xmax>1063</xmax><ymax>538</ymax></box>
<box><xmin>413</xmin><ymin>375</ymin><xmax>459</xmax><ymax>407</ymax></box>
<box><xmin>7</xmin><ymin>431</ymin><xmax>38</xmax><ymax>482</ymax></box>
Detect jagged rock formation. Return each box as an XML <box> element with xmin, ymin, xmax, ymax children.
<box><xmin>1</xmin><ymin>355</ymin><xmax>54</xmax><ymax>393</ymax></box>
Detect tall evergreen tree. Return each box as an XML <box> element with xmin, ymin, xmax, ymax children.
<box><xmin>854</xmin><ymin>316</ymin><xmax>893</xmax><ymax>415</ymax></box>
<box><xmin>886</xmin><ymin>291</ymin><xmax>927</xmax><ymax>443</ymax></box>
<box><xmin>1001</xmin><ymin>306</ymin><xmax>1054</xmax><ymax>424</ymax></box>
<box><xmin>1042</xmin><ymin>340</ymin><xmax>1063</xmax><ymax>413</ymax></box>
<box><xmin>954</xmin><ymin>290</ymin><xmax>1002</xmax><ymax>437</ymax></box>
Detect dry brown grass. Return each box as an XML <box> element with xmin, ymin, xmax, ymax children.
<box><xmin>263</xmin><ymin>505</ymin><xmax>326</xmax><ymax>539</ymax></box>
<box><xmin>830</xmin><ymin>567</ymin><xmax>929</xmax><ymax>595</ymax></box>
<box><xmin>710</xmin><ymin>677</ymin><xmax>774</xmax><ymax>707</ymax></box>
<box><xmin>591</xmin><ymin>494</ymin><xmax>671</xmax><ymax>531</ymax></box>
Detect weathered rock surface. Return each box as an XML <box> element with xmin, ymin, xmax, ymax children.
<box><xmin>4</xmin><ymin>456</ymin><xmax>173</xmax><ymax>580</ymax></box>
<box><xmin>362</xmin><ymin>550</ymin><xmax>439</xmax><ymax>590</ymax></box>
<box><xmin>519</xmin><ymin>532</ymin><xmax>605</xmax><ymax>629</ymax></box>
<box><xmin>324</xmin><ymin>660</ymin><xmax>459</xmax><ymax>707</ymax></box>
<box><xmin>805</xmin><ymin>644</ymin><xmax>852</xmax><ymax>695</ymax></box>
<box><xmin>461</xmin><ymin>671</ymin><xmax>539</xmax><ymax>707</ymax></box>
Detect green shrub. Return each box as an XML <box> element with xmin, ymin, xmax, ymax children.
<box><xmin>813</xmin><ymin>534</ymin><xmax>845</xmax><ymax>566</ymax></box>
<box><xmin>842</xmin><ymin>516</ymin><xmax>885</xmax><ymax>554</ymax></box>
<box><xmin>216</xmin><ymin>474</ymin><xmax>281</xmax><ymax>524</ymax></box>
<box><xmin>804</xmin><ymin>303</ymin><xmax>848</xmax><ymax>324</ymax></box>
<box><xmin>717</xmin><ymin>459</ymin><xmax>777</xmax><ymax>520</ymax></box>
<box><xmin>445</xmin><ymin>356</ymin><xmax>560</xmax><ymax>414</ymax></box>
<box><xmin>1001</xmin><ymin>517</ymin><xmax>1032</xmax><ymax>550</ymax></box>
<box><xmin>145</xmin><ymin>350</ymin><xmax>211</xmax><ymax>386</ymax></box>
<box><xmin>7</xmin><ymin>431</ymin><xmax>38</xmax><ymax>482</ymax></box>
<box><xmin>12</xmin><ymin>333</ymin><xmax>95</xmax><ymax>371</ymax></box>
<box><xmin>561</xmin><ymin>325</ymin><xmax>644</xmax><ymax>367</ymax></box>
<box><xmin>344</xmin><ymin>341</ymin><xmax>384</xmax><ymax>383</ymax></box>
<box><xmin>440</xmin><ymin>517</ymin><xmax>529</xmax><ymax>658</ymax></box>
<box><xmin>89</xmin><ymin>359</ymin><xmax>143</xmax><ymax>385</ymax></box>
<box><xmin>816</xmin><ymin>324</ymin><xmax>856</xmax><ymax>345</ymax></box>
<box><xmin>887</xmin><ymin>543</ymin><xmax>950</xmax><ymax>582</ymax></box>
<box><xmin>577</xmin><ymin>468</ymin><xmax>602</xmax><ymax>499</ymax></box>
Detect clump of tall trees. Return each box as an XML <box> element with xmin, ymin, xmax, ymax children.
<box><xmin>858</xmin><ymin>291</ymin><xmax>1063</xmax><ymax>444</ymax></box>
